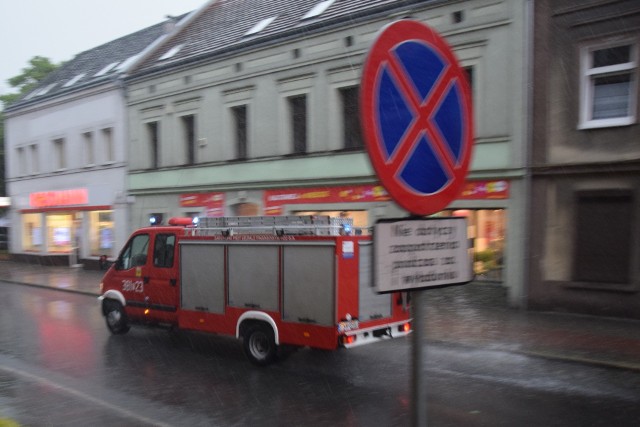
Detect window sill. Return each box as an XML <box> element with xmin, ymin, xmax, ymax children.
<box><xmin>578</xmin><ymin>117</ymin><xmax>636</xmax><ymax>130</ymax></box>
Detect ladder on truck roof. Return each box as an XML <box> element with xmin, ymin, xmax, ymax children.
<box><xmin>189</xmin><ymin>215</ymin><xmax>357</xmax><ymax>236</ymax></box>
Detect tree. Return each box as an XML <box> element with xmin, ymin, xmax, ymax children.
<box><xmin>0</xmin><ymin>56</ymin><xmax>60</xmax><ymax>109</ymax></box>
<box><xmin>0</xmin><ymin>56</ymin><xmax>60</xmax><ymax>196</ymax></box>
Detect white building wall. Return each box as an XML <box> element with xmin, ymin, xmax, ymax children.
<box><xmin>5</xmin><ymin>86</ymin><xmax>130</xmax><ymax>262</ymax></box>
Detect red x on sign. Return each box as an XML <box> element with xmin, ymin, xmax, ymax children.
<box><xmin>360</xmin><ymin>20</ymin><xmax>474</xmax><ymax>216</ymax></box>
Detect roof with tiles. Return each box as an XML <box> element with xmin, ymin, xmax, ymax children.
<box><xmin>131</xmin><ymin>0</ymin><xmax>440</xmax><ymax>76</ymax></box>
<box><xmin>6</xmin><ymin>13</ymin><xmax>190</xmax><ymax>112</ymax></box>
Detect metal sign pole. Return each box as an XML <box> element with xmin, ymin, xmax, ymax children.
<box><xmin>411</xmin><ymin>291</ymin><xmax>428</xmax><ymax>426</ymax></box>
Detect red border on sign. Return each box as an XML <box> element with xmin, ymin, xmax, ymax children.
<box><xmin>361</xmin><ymin>20</ymin><xmax>473</xmax><ymax>216</ymax></box>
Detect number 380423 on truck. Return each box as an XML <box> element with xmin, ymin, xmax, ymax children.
<box><xmin>98</xmin><ymin>216</ymin><xmax>411</xmax><ymax>365</ymax></box>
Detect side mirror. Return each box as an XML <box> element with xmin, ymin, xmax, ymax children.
<box><xmin>114</xmin><ymin>258</ymin><xmax>124</xmax><ymax>270</ymax></box>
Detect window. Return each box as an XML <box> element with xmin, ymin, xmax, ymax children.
<box><xmin>232</xmin><ymin>105</ymin><xmax>248</xmax><ymax>159</ymax></box>
<box><xmin>29</xmin><ymin>144</ymin><xmax>39</xmax><ymax>174</ymax></box>
<box><xmin>464</xmin><ymin>66</ymin><xmax>474</xmax><ymax>98</ymax></box>
<box><xmin>153</xmin><ymin>234</ymin><xmax>176</xmax><ymax>268</ymax></box>
<box><xmin>580</xmin><ymin>41</ymin><xmax>638</xmax><ymax>128</ymax></box>
<box><xmin>83</xmin><ymin>131</ymin><xmax>95</xmax><ymax>165</ymax></box>
<box><xmin>302</xmin><ymin>0</ymin><xmax>335</xmax><ymax>20</ymax></box>
<box><xmin>158</xmin><ymin>44</ymin><xmax>183</xmax><ymax>61</ymax></box>
<box><xmin>573</xmin><ymin>191</ymin><xmax>632</xmax><ymax>284</ymax></box>
<box><xmin>289</xmin><ymin>95</ymin><xmax>307</xmax><ymax>154</ymax></box>
<box><xmin>339</xmin><ymin>86</ymin><xmax>363</xmax><ymax>149</ymax></box>
<box><xmin>63</xmin><ymin>73</ymin><xmax>86</xmax><ymax>88</ymax></box>
<box><xmin>89</xmin><ymin>211</ymin><xmax>114</xmax><ymax>257</ymax></box>
<box><xmin>53</xmin><ymin>138</ymin><xmax>66</xmax><ymax>169</ymax></box>
<box><xmin>118</xmin><ymin>234</ymin><xmax>150</xmax><ymax>270</ymax></box>
<box><xmin>22</xmin><ymin>213</ymin><xmax>43</xmax><ymax>252</ymax></box>
<box><xmin>16</xmin><ymin>147</ymin><xmax>26</xmax><ymax>176</ymax></box>
<box><xmin>182</xmin><ymin>115</ymin><xmax>196</xmax><ymax>165</ymax></box>
<box><xmin>245</xmin><ymin>16</ymin><xmax>276</xmax><ymax>36</ymax></box>
<box><xmin>102</xmin><ymin>128</ymin><xmax>114</xmax><ymax>163</ymax></box>
<box><xmin>147</xmin><ymin>122</ymin><xmax>160</xmax><ymax>169</ymax></box>
<box><xmin>47</xmin><ymin>213</ymin><xmax>73</xmax><ymax>252</ymax></box>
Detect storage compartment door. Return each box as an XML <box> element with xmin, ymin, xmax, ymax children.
<box><xmin>180</xmin><ymin>243</ymin><xmax>225</xmax><ymax>314</ymax></box>
<box><xmin>228</xmin><ymin>245</ymin><xmax>279</xmax><ymax>312</ymax></box>
<box><xmin>283</xmin><ymin>245</ymin><xmax>335</xmax><ymax>326</ymax></box>
<box><xmin>359</xmin><ymin>242</ymin><xmax>392</xmax><ymax>320</ymax></box>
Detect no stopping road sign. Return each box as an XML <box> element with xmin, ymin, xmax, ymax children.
<box><xmin>360</xmin><ymin>20</ymin><xmax>474</xmax><ymax>216</ymax></box>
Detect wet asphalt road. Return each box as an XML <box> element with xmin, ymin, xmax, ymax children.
<box><xmin>1</xmin><ymin>282</ymin><xmax>639</xmax><ymax>426</ymax></box>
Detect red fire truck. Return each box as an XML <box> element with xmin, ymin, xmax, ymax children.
<box><xmin>99</xmin><ymin>216</ymin><xmax>411</xmax><ymax>365</ymax></box>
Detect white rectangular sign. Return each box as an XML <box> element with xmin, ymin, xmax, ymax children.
<box><xmin>374</xmin><ymin>217</ymin><xmax>473</xmax><ymax>293</ymax></box>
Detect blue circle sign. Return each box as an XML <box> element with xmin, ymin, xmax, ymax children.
<box><xmin>361</xmin><ymin>20</ymin><xmax>474</xmax><ymax>216</ymax></box>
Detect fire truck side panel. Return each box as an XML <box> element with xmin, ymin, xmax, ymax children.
<box><xmin>180</xmin><ymin>242</ymin><xmax>225</xmax><ymax>314</ymax></box>
<box><xmin>282</xmin><ymin>244</ymin><xmax>335</xmax><ymax>326</ymax></box>
<box><xmin>358</xmin><ymin>241</ymin><xmax>393</xmax><ymax>321</ymax></box>
<box><xmin>335</xmin><ymin>237</ymin><xmax>360</xmax><ymax>321</ymax></box>
<box><xmin>228</xmin><ymin>244</ymin><xmax>279</xmax><ymax>312</ymax></box>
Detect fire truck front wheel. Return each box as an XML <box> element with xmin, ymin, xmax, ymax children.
<box><xmin>103</xmin><ymin>299</ymin><xmax>130</xmax><ymax>335</ymax></box>
<box><xmin>243</xmin><ymin>323</ymin><xmax>277</xmax><ymax>366</ymax></box>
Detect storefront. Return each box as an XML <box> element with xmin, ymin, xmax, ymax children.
<box><xmin>171</xmin><ymin>180</ymin><xmax>510</xmax><ymax>282</ymax></box>
<box><xmin>16</xmin><ymin>188</ymin><xmax>116</xmax><ymax>266</ymax></box>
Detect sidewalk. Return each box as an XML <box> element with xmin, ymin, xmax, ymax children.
<box><xmin>1</xmin><ymin>260</ymin><xmax>639</xmax><ymax>371</ymax></box>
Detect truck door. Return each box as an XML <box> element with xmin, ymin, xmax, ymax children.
<box><xmin>111</xmin><ymin>232</ymin><xmax>150</xmax><ymax>310</ymax></box>
<box><xmin>111</xmin><ymin>231</ymin><xmax>178</xmax><ymax>324</ymax></box>
<box><xmin>145</xmin><ymin>232</ymin><xmax>179</xmax><ymax>323</ymax></box>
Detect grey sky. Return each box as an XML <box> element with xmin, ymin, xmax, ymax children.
<box><xmin>0</xmin><ymin>0</ymin><xmax>207</xmax><ymax>98</ymax></box>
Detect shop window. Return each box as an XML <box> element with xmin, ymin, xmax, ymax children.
<box><xmin>289</xmin><ymin>94</ymin><xmax>307</xmax><ymax>154</ymax></box>
<box><xmin>22</xmin><ymin>213</ymin><xmax>43</xmax><ymax>252</ymax></box>
<box><xmin>233</xmin><ymin>203</ymin><xmax>259</xmax><ymax>216</ymax></box>
<box><xmin>573</xmin><ymin>191</ymin><xmax>632</xmax><ymax>284</ymax></box>
<box><xmin>293</xmin><ymin>210</ymin><xmax>369</xmax><ymax>234</ymax></box>
<box><xmin>340</xmin><ymin>86</ymin><xmax>363</xmax><ymax>150</ymax></box>
<box><xmin>440</xmin><ymin>209</ymin><xmax>506</xmax><ymax>282</ymax></box>
<box><xmin>46</xmin><ymin>213</ymin><xmax>73</xmax><ymax>253</ymax></box>
<box><xmin>90</xmin><ymin>211</ymin><xmax>114</xmax><ymax>257</ymax></box>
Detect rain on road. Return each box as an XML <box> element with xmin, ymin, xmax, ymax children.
<box><xmin>1</xmin><ymin>282</ymin><xmax>639</xmax><ymax>426</ymax></box>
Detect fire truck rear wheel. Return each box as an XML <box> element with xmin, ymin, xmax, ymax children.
<box><xmin>243</xmin><ymin>323</ymin><xmax>277</xmax><ymax>366</ymax></box>
<box><xmin>104</xmin><ymin>300</ymin><xmax>130</xmax><ymax>335</ymax></box>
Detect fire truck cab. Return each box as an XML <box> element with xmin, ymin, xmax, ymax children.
<box><xmin>99</xmin><ymin>216</ymin><xmax>411</xmax><ymax>365</ymax></box>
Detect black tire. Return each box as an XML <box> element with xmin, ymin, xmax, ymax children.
<box><xmin>103</xmin><ymin>299</ymin><xmax>130</xmax><ymax>335</ymax></box>
<box><xmin>243</xmin><ymin>323</ymin><xmax>277</xmax><ymax>366</ymax></box>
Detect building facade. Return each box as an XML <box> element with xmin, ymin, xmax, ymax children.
<box><xmin>3</xmin><ymin>16</ymin><xmax>194</xmax><ymax>266</ymax></box>
<box><xmin>125</xmin><ymin>0</ymin><xmax>531</xmax><ymax>306</ymax></box>
<box><xmin>530</xmin><ymin>0</ymin><xmax>640</xmax><ymax>318</ymax></box>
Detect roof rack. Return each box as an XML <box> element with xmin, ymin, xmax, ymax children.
<box><xmin>187</xmin><ymin>215</ymin><xmax>359</xmax><ymax>236</ymax></box>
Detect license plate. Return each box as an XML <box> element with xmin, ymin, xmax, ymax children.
<box><xmin>338</xmin><ymin>320</ymin><xmax>359</xmax><ymax>333</ymax></box>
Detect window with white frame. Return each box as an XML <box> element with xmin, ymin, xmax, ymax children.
<box><xmin>580</xmin><ymin>40</ymin><xmax>638</xmax><ymax>128</ymax></box>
